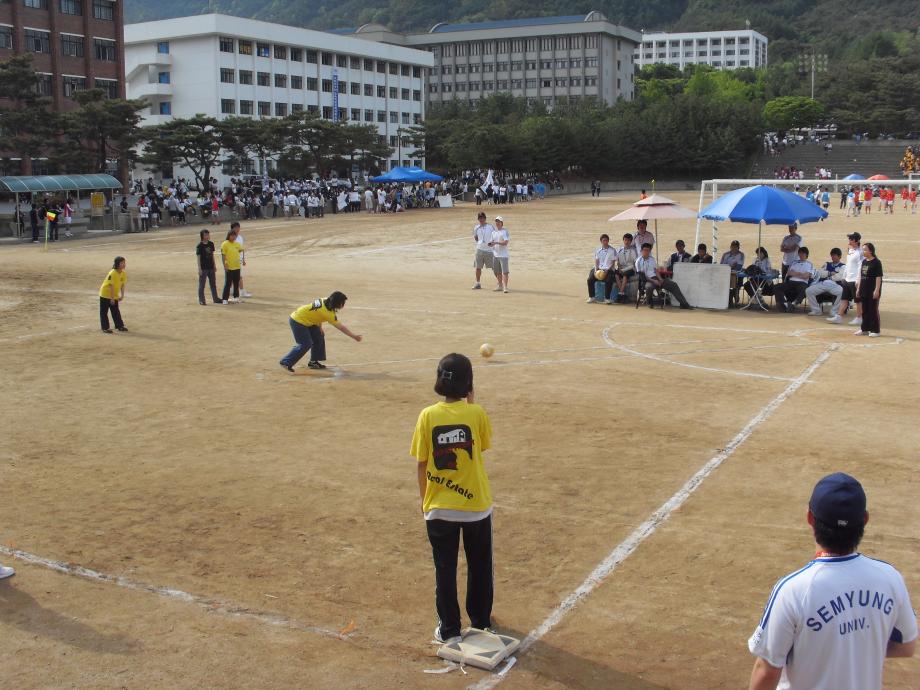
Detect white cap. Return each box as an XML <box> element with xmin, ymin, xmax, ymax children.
<box><xmin>494</xmin><ymin>215</ymin><xmax>504</xmax><ymax>222</ymax></box>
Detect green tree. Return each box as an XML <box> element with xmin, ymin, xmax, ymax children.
<box><xmin>762</xmin><ymin>96</ymin><xmax>826</xmax><ymax>133</ymax></box>
<box><xmin>0</xmin><ymin>55</ymin><xmax>55</xmax><ymax>174</ymax></box>
<box><xmin>138</xmin><ymin>115</ymin><xmax>230</xmax><ymax>190</ymax></box>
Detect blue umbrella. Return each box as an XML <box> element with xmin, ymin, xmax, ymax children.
<box><xmin>699</xmin><ymin>185</ymin><xmax>828</xmax><ymax>225</ymax></box>
<box><xmin>843</xmin><ymin>173</ymin><xmax>865</xmax><ymax>180</ymax></box>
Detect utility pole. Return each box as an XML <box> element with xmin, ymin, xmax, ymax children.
<box><xmin>798</xmin><ymin>50</ymin><xmax>827</xmax><ymax>101</ymax></box>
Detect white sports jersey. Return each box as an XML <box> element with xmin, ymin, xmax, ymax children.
<box><xmin>844</xmin><ymin>246</ymin><xmax>864</xmax><ymax>282</ymax></box>
<box><xmin>749</xmin><ymin>554</ymin><xmax>918</xmax><ymax>690</ymax></box>
<box><xmin>594</xmin><ymin>246</ymin><xmax>616</xmax><ymax>270</ymax></box>
<box><xmin>474</xmin><ymin>223</ymin><xmax>495</xmax><ymax>252</ymax></box>
<box><xmin>490</xmin><ymin>228</ymin><xmax>509</xmax><ymax>258</ymax></box>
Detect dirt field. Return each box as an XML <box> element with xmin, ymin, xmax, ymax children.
<box><xmin>1</xmin><ymin>191</ymin><xmax>918</xmax><ymax>689</ymax></box>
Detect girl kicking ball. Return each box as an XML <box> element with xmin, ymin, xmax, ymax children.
<box><xmin>279</xmin><ymin>291</ymin><xmax>361</xmax><ymax>372</ymax></box>
<box><xmin>410</xmin><ymin>353</ymin><xmax>494</xmax><ymax>643</ymax></box>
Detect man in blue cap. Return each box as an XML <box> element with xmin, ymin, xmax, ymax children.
<box><xmin>747</xmin><ymin>473</ymin><xmax>917</xmax><ymax>690</ymax></box>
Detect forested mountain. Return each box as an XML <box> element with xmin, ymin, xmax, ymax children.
<box><xmin>124</xmin><ymin>0</ymin><xmax>920</xmax><ymax>61</ymax></box>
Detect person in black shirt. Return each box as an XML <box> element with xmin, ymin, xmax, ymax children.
<box><xmin>691</xmin><ymin>243</ymin><xmax>713</xmax><ymax>263</ymax></box>
<box><xmin>667</xmin><ymin>239</ymin><xmax>693</xmax><ymax>270</ymax></box>
<box><xmin>29</xmin><ymin>204</ymin><xmax>39</xmax><ymax>243</ymax></box>
<box><xmin>196</xmin><ymin>229</ymin><xmax>221</xmax><ymax>305</ymax></box>
<box><xmin>855</xmin><ymin>242</ymin><xmax>883</xmax><ymax>336</ymax></box>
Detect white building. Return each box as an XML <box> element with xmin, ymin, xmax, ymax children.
<box><xmin>633</xmin><ymin>29</ymin><xmax>768</xmax><ymax>71</ymax></box>
<box><xmin>343</xmin><ymin>12</ymin><xmax>641</xmax><ymax>108</ymax></box>
<box><xmin>124</xmin><ymin>14</ymin><xmax>435</xmax><ymax>183</ymax></box>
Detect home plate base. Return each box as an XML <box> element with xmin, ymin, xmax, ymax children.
<box><xmin>437</xmin><ymin>628</ymin><xmax>521</xmax><ymax>671</ymax></box>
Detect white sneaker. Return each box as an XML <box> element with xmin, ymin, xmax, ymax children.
<box><xmin>826</xmin><ymin>314</ymin><xmax>842</xmax><ymax>323</ymax></box>
<box><xmin>493</xmin><ymin>286</ymin><xmax>503</xmax><ymax>291</ymax></box>
<box><xmin>808</xmin><ymin>310</ymin><xmax>822</xmax><ymax>316</ymax></box>
<box><xmin>503</xmin><ymin>288</ymin><xmax>509</xmax><ymax>293</ymax></box>
<box><xmin>854</xmin><ymin>330</ymin><xmax>867</xmax><ymax>336</ymax></box>
<box><xmin>0</xmin><ymin>565</ymin><xmax>15</xmax><ymax>580</ymax></box>
<box><xmin>604</xmin><ymin>299</ymin><xmax>612</xmax><ymax>304</ymax></box>
<box><xmin>849</xmin><ymin>317</ymin><xmax>862</xmax><ymax>326</ymax></box>
<box><xmin>434</xmin><ymin>625</ymin><xmax>462</xmax><ymax>645</ymax></box>
<box><xmin>868</xmin><ymin>332</ymin><xmax>880</xmax><ymax>338</ymax></box>
<box><xmin>220</xmin><ymin>300</ymin><xmax>228</xmax><ymax>305</ymax></box>
<box><xmin>241</xmin><ymin>291</ymin><xmax>253</xmax><ymax>297</ymax></box>
<box><xmin>472</xmin><ymin>283</ymin><xmax>481</xmax><ymax>290</ymax></box>
<box><xmin>585</xmin><ymin>297</ymin><xmax>596</xmax><ymax>303</ymax></box>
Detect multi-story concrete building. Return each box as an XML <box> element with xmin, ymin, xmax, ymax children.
<box><xmin>124</xmin><ymin>14</ymin><xmax>434</xmax><ymax>181</ymax></box>
<box><xmin>633</xmin><ymin>29</ymin><xmax>768</xmax><ymax>71</ymax></box>
<box><xmin>0</xmin><ymin>0</ymin><xmax>124</xmax><ymax>174</ymax></box>
<box><xmin>341</xmin><ymin>11</ymin><xmax>641</xmax><ymax>108</ymax></box>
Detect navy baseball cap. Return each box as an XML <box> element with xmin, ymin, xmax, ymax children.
<box><xmin>809</xmin><ymin>473</ymin><xmax>866</xmax><ymax>528</ymax></box>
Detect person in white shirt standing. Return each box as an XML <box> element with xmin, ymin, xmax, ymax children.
<box><xmin>489</xmin><ymin>216</ymin><xmax>510</xmax><ymax>293</ymax></box>
<box><xmin>828</xmin><ymin>232</ymin><xmax>864</xmax><ymax>326</ymax></box>
<box><xmin>471</xmin><ymin>211</ymin><xmax>495</xmax><ymax>289</ymax></box>
<box><xmin>232</xmin><ymin>222</ymin><xmax>252</xmax><ymax>298</ymax></box>
<box><xmin>780</xmin><ymin>224</ymin><xmax>804</xmax><ymax>280</ymax></box>
<box><xmin>747</xmin><ymin>472</ymin><xmax>917</xmax><ymax>690</ymax></box>
<box><xmin>586</xmin><ymin>233</ymin><xmax>617</xmax><ymax>303</ymax></box>
<box><xmin>364</xmin><ymin>187</ymin><xmax>374</xmax><ymax>213</ymax></box>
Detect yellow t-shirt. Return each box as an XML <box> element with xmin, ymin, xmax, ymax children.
<box><xmin>98</xmin><ymin>269</ymin><xmax>126</xmax><ymax>299</ymax></box>
<box><xmin>291</xmin><ymin>299</ymin><xmax>338</xmax><ymax>327</ymax></box>
<box><xmin>220</xmin><ymin>240</ymin><xmax>242</xmax><ymax>270</ymax></box>
<box><xmin>410</xmin><ymin>400</ymin><xmax>493</xmax><ymax>513</ymax></box>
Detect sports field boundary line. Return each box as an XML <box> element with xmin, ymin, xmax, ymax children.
<box><xmin>0</xmin><ymin>545</ymin><xmax>349</xmax><ymax>641</ymax></box>
<box><xmin>469</xmin><ymin>343</ymin><xmax>839</xmax><ymax>690</ymax></box>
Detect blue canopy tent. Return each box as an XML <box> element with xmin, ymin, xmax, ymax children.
<box><xmin>843</xmin><ymin>173</ymin><xmax>865</xmax><ymax>181</ymax></box>
<box><xmin>370</xmin><ymin>166</ymin><xmax>443</xmax><ymax>183</ymax></box>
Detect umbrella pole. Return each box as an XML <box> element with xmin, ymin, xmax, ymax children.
<box><xmin>654</xmin><ymin>219</ymin><xmax>659</xmax><ymax>263</ymax></box>
<box><xmin>757</xmin><ymin>221</ymin><xmax>762</xmax><ymax>257</ymax></box>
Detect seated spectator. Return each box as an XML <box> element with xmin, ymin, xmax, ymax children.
<box><xmin>720</xmin><ymin>240</ymin><xmax>745</xmax><ymax>306</ymax></box>
<box><xmin>635</xmin><ymin>243</ymin><xmax>693</xmax><ymax>309</ymax></box>
<box><xmin>613</xmin><ymin>233</ymin><xmax>638</xmax><ymax>303</ymax></box>
<box><xmin>743</xmin><ymin>247</ymin><xmax>774</xmax><ymax>298</ymax></box>
<box><xmin>691</xmin><ymin>243</ymin><xmax>713</xmax><ymax>263</ymax></box>
<box><xmin>805</xmin><ymin>248</ymin><xmax>846</xmax><ymax>316</ymax></box>
<box><xmin>774</xmin><ymin>247</ymin><xmax>813</xmax><ymax>313</ymax></box>
<box><xmin>633</xmin><ymin>220</ymin><xmax>654</xmax><ymax>250</ymax></box>
<box><xmin>586</xmin><ymin>233</ymin><xmax>617</xmax><ymax>303</ymax></box>
<box><xmin>667</xmin><ymin>239</ymin><xmax>692</xmax><ymax>270</ymax></box>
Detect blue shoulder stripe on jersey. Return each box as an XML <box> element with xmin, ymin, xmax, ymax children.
<box><xmin>814</xmin><ymin>553</ymin><xmax>861</xmax><ymax>563</ymax></box>
<box><xmin>759</xmin><ymin>562</ymin><xmax>816</xmax><ymax>628</ymax></box>
<box><xmin>862</xmin><ymin>554</ymin><xmax>893</xmax><ymax>567</ymax></box>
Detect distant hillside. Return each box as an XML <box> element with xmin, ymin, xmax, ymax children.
<box><xmin>124</xmin><ymin>0</ymin><xmax>920</xmax><ymax>61</ymax></box>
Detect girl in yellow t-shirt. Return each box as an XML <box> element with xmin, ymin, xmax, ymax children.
<box><xmin>220</xmin><ymin>227</ymin><xmax>242</xmax><ymax>303</ymax></box>
<box><xmin>99</xmin><ymin>256</ymin><xmax>127</xmax><ymax>333</ymax></box>
<box><xmin>410</xmin><ymin>353</ymin><xmax>494</xmax><ymax>643</ymax></box>
<box><xmin>278</xmin><ymin>291</ymin><xmax>362</xmax><ymax>372</ymax></box>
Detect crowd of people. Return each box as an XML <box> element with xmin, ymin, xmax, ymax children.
<box><xmin>899</xmin><ymin>145</ymin><xmax>920</xmax><ymax>175</ymax></box>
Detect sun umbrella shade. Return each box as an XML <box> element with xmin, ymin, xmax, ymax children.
<box><xmin>867</xmin><ymin>174</ymin><xmax>889</xmax><ymax>180</ymax></box>
<box><xmin>609</xmin><ymin>204</ymin><xmax>697</xmax><ymax>221</ymax></box>
<box><xmin>843</xmin><ymin>173</ymin><xmax>865</xmax><ymax>180</ymax></box>
<box><xmin>698</xmin><ymin>185</ymin><xmax>828</xmax><ymax>225</ymax></box>
<box><xmin>634</xmin><ymin>193</ymin><xmax>681</xmax><ymax>206</ymax></box>
<box><xmin>370</xmin><ymin>166</ymin><xmax>443</xmax><ymax>183</ymax></box>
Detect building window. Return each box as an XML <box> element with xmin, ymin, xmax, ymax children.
<box><xmin>364</xmin><ymin>109</ymin><xmax>372</xmax><ymax>121</ymax></box>
<box><xmin>350</xmin><ymin>107</ymin><xmax>359</xmax><ymax>120</ymax></box>
<box><xmin>350</xmin><ymin>81</ymin><xmax>359</xmax><ymax>95</ymax></box>
<box><xmin>441</xmin><ymin>65</ymin><xmax>452</xmax><ymax>75</ymax></box>
<box><xmin>62</xmin><ymin>75</ymin><xmax>86</xmax><ymax>97</ymax></box>
<box><xmin>290</xmin><ymin>47</ymin><xmax>302</xmax><ymax>61</ymax></box>
<box><xmin>219</xmin><ymin>37</ymin><xmax>234</xmax><ymax>53</ymax></box>
<box><xmin>337</xmin><ymin>79</ymin><xmax>345</xmax><ymax>94</ymax></box>
<box><xmin>540</xmin><ymin>60</ymin><xmax>552</xmax><ymax>69</ymax></box>
<box><xmin>92</xmin><ymin>0</ymin><xmax>113</xmax><ymax>20</ymax></box>
<box><xmin>238</xmin><ymin>40</ymin><xmax>252</xmax><ymax>55</ymax></box>
<box><xmin>555</xmin><ymin>59</ymin><xmax>567</xmax><ymax>68</ymax></box>
<box><xmin>291</xmin><ymin>103</ymin><xmax>303</xmax><ymax>112</ymax></box>
<box><xmin>275</xmin><ymin>103</ymin><xmax>287</xmax><ymax>116</ymax></box>
<box><xmin>540</xmin><ymin>37</ymin><xmax>552</xmax><ymax>50</ymax></box>
<box><xmin>511</xmin><ymin>79</ymin><xmax>522</xmax><ymax>89</ymax></box>
<box><xmin>413</xmin><ymin>113</ymin><xmax>420</xmax><ymax>124</ymax></box>
<box><xmin>240</xmin><ymin>100</ymin><xmax>253</xmax><ymax>115</ymax></box>
<box><xmin>307</xmin><ymin>104</ymin><xmax>317</xmax><ymax>113</ymax></box>
<box><xmin>389</xmin><ymin>62</ymin><xmax>398</xmax><ymax>74</ymax></box>
<box><xmin>256</xmin><ymin>42</ymin><xmax>269</xmax><ymax>58</ymax></box>
<box><xmin>376</xmin><ymin>85</ymin><xmax>385</xmax><ymax>97</ymax></box>
<box><xmin>306</xmin><ymin>50</ymin><xmax>317</xmax><ymax>63</ymax></box>
<box><xmin>525</xmin><ymin>78</ymin><xmax>536</xmax><ymax>88</ymax></box>
<box><xmin>510</xmin><ymin>61</ymin><xmax>521</xmax><ymax>70</ymax></box>
<box><xmin>555</xmin><ymin>78</ymin><xmax>566</xmax><ymax>87</ymax></box>
<box><xmin>95</xmin><ymin>77</ymin><xmax>117</xmax><ymax>98</ymax></box>
<box><xmin>389</xmin><ymin>86</ymin><xmax>397</xmax><ymax>99</ymax></box>
<box><xmin>586</xmin><ymin>57</ymin><xmax>598</xmax><ymax>67</ymax></box>
<box><xmin>376</xmin><ymin>61</ymin><xmax>386</xmax><ymax>73</ymax></box>
<box><xmin>258</xmin><ymin>101</ymin><xmax>270</xmax><ymax>116</ymax></box>
<box><xmin>456</xmin><ymin>82</ymin><xmax>466</xmax><ymax>92</ymax></box>
<box><xmin>33</xmin><ymin>73</ymin><xmax>52</xmax><ymax>96</ymax></box>
<box><xmin>156</xmin><ymin>41</ymin><xmax>169</xmax><ymax>54</ymax></box>
<box><xmin>412</xmin><ymin>89</ymin><xmax>420</xmax><ymax>101</ymax></box>
<box><xmin>321</xmin><ymin>106</ymin><xmax>332</xmax><ymax>119</ymax></box>
<box><xmin>484</xmin><ymin>64</ymin><xmax>493</xmax><ymax>72</ymax></box>
<box><xmin>273</xmin><ymin>45</ymin><xmax>287</xmax><ymax>60</ymax></box>
<box><xmin>291</xmin><ymin>75</ymin><xmax>303</xmax><ymax>89</ymax></box>
<box><xmin>321</xmin><ymin>79</ymin><xmax>332</xmax><ymax>92</ymax></box>
<box><xmin>220</xmin><ymin>99</ymin><xmax>235</xmax><ymax>114</ymax></box>
<box><xmin>585</xmin><ymin>35</ymin><xmax>598</xmax><ymax>49</ymax></box>
<box><xmin>336</xmin><ymin>54</ymin><xmax>346</xmax><ymax>67</ymax></box>
<box><xmin>239</xmin><ymin>70</ymin><xmax>253</xmax><ymax>85</ymax></box>
<box><xmin>92</xmin><ymin>37</ymin><xmax>116</xmax><ymax>61</ymax></box>
<box><xmin>60</xmin><ymin>0</ymin><xmax>81</xmax><ymax>15</ymax></box>
<box><xmin>0</xmin><ymin>26</ymin><xmax>12</xmax><ymax>50</ymax></box>
<box><xmin>60</xmin><ymin>34</ymin><xmax>84</xmax><ymax>57</ymax></box>
<box><xmin>376</xmin><ymin>110</ymin><xmax>385</xmax><ymax>122</ymax></box>
<box><xmin>401</xmin><ymin>111</ymin><xmax>410</xmax><ymax>123</ymax></box>
<box><xmin>399</xmin><ymin>63</ymin><xmax>409</xmax><ymax>76</ymax></box>
<box><xmin>442</xmin><ymin>83</ymin><xmax>452</xmax><ymax>92</ymax></box>
<box><xmin>363</xmin><ymin>83</ymin><xmax>372</xmax><ymax>96</ymax></box>
<box><xmin>570</xmin><ymin>77</ymin><xmax>581</xmax><ymax>86</ymax></box>
<box><xmin>274</xmin><ymin>74</ymin><xmax>287</xmax><ymax>88</ymax></box>
<box><xmin>159</xmin><ymin>101</ymin><xmax>171</xmax><ymax>115</ymax></box>
<box><xmin>350</xmin><ymin>56</ymin><xmax>360</xmax><ymax>69</ymax></box>
<box><xmin>220</xmin><ymin>68</ymin><xmax>235</xmax><ymax>84</ymax></box>
<box><xmin>321</xmin><ymin>52</ymin><xmax>332</xmax><ymax>66</ymax></box>
<box><xmin>389</xmin><ymin>111</ymin><xmax>397</xmax><ymax>123</ymax></box>
<box><xmin>257</xmin><ymin>72</ymin><xmax>269</xmax><ymax>86</ymax></box>
<box><xmin>24</xmin><ymin>0</ymin><xmax>48</xmax><ymax>8</ymax></box>
<box><xmin>364</xmin><ymin>58</ymin><xmax>373</xmax><ymax>70</ymax></box>
<box><xmin>412</xmin><ymin>66</ymin><xmax>421</xmax><ymax>78</ymax></box>
<box><xmin>541</xmin><ymin>79</ymin><xmax>551</xmax><ymax>88</ymax></box>
<box><xmin>23</xmin><ymin>29</ymin><xmax>49</xmax><ymax>54</ymax></box>
<box><xmin>306</xmin><ymin>77</ymin><xmax>317</xmax><ymax>90</ymax></box>
<box><xmin>428</xmin><ymin>84</ymin><xmax>438</xmax><ymax>93</ymax></box>
<box><xmin>585</xmin><ymin>76</ymin><xmax>597</xmax><ymax>86</ymax></box>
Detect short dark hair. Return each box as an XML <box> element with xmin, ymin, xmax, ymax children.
<box><xmin>756</xmin><ymin>246</ymin><xmax>769</xmax><ymax>259</ymax></box>
<box><xmin>200</xmin><ymin>229</ymin><xmax>209</xmax><ymax>239</ymax></box>
<box><xmin>226</xmin><ymin>229</ymin><xmax>236</xmax><ymax>240</ymax></box>
<box><xmin>113</xmin><ymin>256</ymin><xmax>125</xmax><ymax>269</ymax></box>
<box><xmin>600</xmin><ymin>234</ymin><xmax>609</xmax><ymax>241</ymax></box>
<box><xmin>623</xmin><ymin>233</ymin><xmax>633</xmax><ymax>241</ymax></box>
<box><xmin>698</xmin><ymin>243</ymin><xmax>707</xmax><ymax>252</ymax></box>
<box><xmin>324</xmin><ymin>291</ymin><xmax>347</xmax><ymax>311</ymax></box>
<box><xmin>434</xmin><ymin>353</ymin><xmax>473</xmax><ymax>399</ymax></box>
<box><xmin>813</xmin><ymin>514</ymin><xmax>865</xmax><ymax>554</ymax></box>
<box><xmin>230</xmin><ymin>221</ymin><xmax>241</xmax><ymax>231</ymax></box>
<box><xmin>864</xmin><ymin>242</ymin><xmax>876</xmax><ymax>257</ymax></box>
<box><xmin>798</xmin><ymin>246</ymin><xmax>810</xmax><ymax>257</ymax></box>
<box><xmin>641</xmin><ymin>242</ymin><xmax>652</xmax><ymax>250</ymax></box>
<box><xmin>830</xmin><ymin>247</ymin><xmax>842</xmax><ymax>257</ymax></box>
<box><xmin>675</xmin><ymin>240</ymin><xmax>685</xmax><ymax>247</ymax></box>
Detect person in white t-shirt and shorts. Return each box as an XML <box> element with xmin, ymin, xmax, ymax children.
<box><xmin>489</xmin><ymin>216</ymin><xmax>510</xmax><ymax>293</ymax></box>
<box><xmin>471</xmin><ymin>212</ymin><xmax>495</xmax><ymax>289</ymax></box>
<box><xmin>747</xmin><ymin>472</ymin><xmax>917</xmax><ymax>690</ymax></box>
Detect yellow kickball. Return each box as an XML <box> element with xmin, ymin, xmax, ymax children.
<box><xmin>480</xmin><ymin>343</ymin><xmax>495</xmax><ymax>358</ymax></box>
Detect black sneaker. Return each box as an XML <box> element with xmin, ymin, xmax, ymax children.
<box><xmin>434</xmin><ymin>625</ymin><xmax>462</xmax><ymax>644</ymax></box>
<box><xmin>280</xmin><ymin>362</ymin><xmax>294</xmax><ymax>373</ymax></box>
<box><xmin>102</xmin><ymin>328</ymin><xmax>113</xmax><ymax>333</ymax></box>
<box><xmin>307</xmin><ymin>360</ymin><xmax>327</xmax><ymax>370</ymax></box>
<box><xmin>116</xmin><ymin>326</ymin><xmax>129</xmax><ymax>332</ymax></box>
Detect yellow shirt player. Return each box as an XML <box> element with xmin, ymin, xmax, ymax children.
<box><xmin>220</xmin><ymin>228</ymin><xmax>242</xmax><ymax>302</ymax></box>
<box><xmin>99</xmin><ymin>256</ymin><xmax>128</xmax><ymax>333</ymax></box>
<box><xmin>410</xmin><ymin>353</ymin><xmax>494</xmax><ymax>644</ymax></box>
<box><xmin>279</xmin><ymin>291</ymin><xmax>362</xmax><ymax>372</ymax></box>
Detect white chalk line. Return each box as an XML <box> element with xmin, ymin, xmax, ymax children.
<box><xmin>341</xmin><ymin>235</ymin><xmax>468</xmax><ymax>257</ymax></box>
<box><xmin>0</xmin><ymin>545</ymin><xmax>348</xmax><ymax>641</ymax></box>
<box><xmin>469</xmin><ymin>343</ymin><xmax>839</xmax><ymax>690</ymax></box>
<box><xmin>0</xmin><ymin>324</ymin><xmax>92</xmax><ymax>344</ymax></box>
